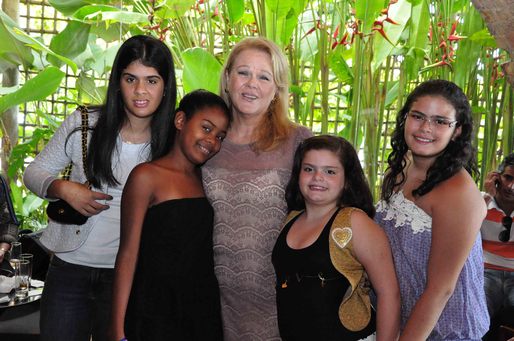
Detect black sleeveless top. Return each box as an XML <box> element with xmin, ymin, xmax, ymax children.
<box><xmin>125</xmin><ymin>198</ymin><xmax>222</xmax><ymax>341</ymax></box>
<box><xmin>272</xmin><ymin>208</ymin><xmax>375</xmax><ymax>340</ymax></box>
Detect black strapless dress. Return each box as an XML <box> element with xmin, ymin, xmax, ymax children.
<box><xmin>125</xmin><ymin>198</ymin><xmax>222</xmax><ymax>341</ymax></box>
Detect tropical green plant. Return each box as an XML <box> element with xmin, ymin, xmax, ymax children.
<box><xmin>0</xmin><ymin>0</ymin><xmax>512</xmax><ymax>229</ymax></box>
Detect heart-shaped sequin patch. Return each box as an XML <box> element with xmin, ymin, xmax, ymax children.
<box><xmin>331</xmin><ymin>227</ymin><xmax>352</xmax><ymax>249</ymax></box>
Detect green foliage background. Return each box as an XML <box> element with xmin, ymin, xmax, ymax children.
<box><xmin>0</xmin><ymin>0</ymin><xmax>512</xmax><ymax>230</ymax></box>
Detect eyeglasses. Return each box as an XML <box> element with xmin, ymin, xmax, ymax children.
<box><xmin>499</xmin><ymin>216</ymin><xmax>512</xmax><ymax>242</ymax></box>
<box><xmin>406</xmin><ymin>111</ymin><xmax>459</xmax><ymax>129</ymax></box>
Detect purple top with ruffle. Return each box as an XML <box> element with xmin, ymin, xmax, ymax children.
<box><xmin>375</xmin><ymin>191</ymin><xmax>489</xmax><ymax>340</ymax></box>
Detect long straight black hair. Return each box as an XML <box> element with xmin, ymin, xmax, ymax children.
<box><xmin>86</xmin><ymin>35</ymin><xmax>176</xmax><ymax>188</ymax></box>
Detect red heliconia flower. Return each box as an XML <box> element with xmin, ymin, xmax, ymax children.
<box><xmin>372</xmin><ymin>26</ymin><xmax>394</xmax><ymax>44</ymax></box>
<box><xmin>303</xmin><ymin>26</ymin><xmax>317</xmax><ymax>39</ymax></box>
<box><xmin>384</xmin><ymin>17</ymin><xmax>399</xmax><ymax>25</ymax></box>
<box><xmin>333</xmin><ymin>25</ymin><xmax>340</xmax><ymax>40</ymax></box>
<box><xmin>340</xmin><ymin>32</ymin><xmax>349</xmax><ymax>45</ymax></box>
<box><xmin>448</xmin><ymin>34</ymin><xmax>465</xmax><ymax>42</ymax></box>
<box><xmin>449</xmin><ymin>20</ymin><xmax>458</xmax><ymax>35</ymax></box>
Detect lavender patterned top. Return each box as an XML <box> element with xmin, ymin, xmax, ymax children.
<box><xmin>375</xmin><ymin>191</ymin><xmax>489</xmax><ymax>340</ymax></box>
<box><xmin>202</xmin><ymin>125</ymin><xmax>311</xmax><ymax>341</ymax></box>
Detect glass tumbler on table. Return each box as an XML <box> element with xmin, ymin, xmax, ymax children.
<box><xmin>14</xmin><ymin>259</ymin><xmax>31</xmax><ymax>298</ymax></box>
<box><xmin>8</xmin><ymin>241</ymin><xmax>22</xmax><ymax>269</ymax></box>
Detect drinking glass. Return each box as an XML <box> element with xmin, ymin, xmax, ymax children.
<box><xmin>15</xmin><ymin>259</ymin><xmax>30</xmax><ymax>298</ymax></box>
<box><xmin>8</xmin><ymin>241</ymin><xmax>22</xmax><ymax>269</ymax></box>
<box><xmin>20</xmin><ymin>253</ymin><xmax>33</xmax><ymax>287</ymax></box>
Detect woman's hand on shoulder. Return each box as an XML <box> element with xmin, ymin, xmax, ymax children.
<box><xmin>48</xmin><ymin>179</ymin><xmax>112</xmax><ymax>217</ymax></box>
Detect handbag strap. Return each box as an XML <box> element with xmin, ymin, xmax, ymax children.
<box><xmin>62</xmin><ymin>106</ymin><xmax>89</xmax><ymax>181</ymax></box>
<box><xmin>78</xmin><ymin>105</ymin><xmax>89</xmax><ymax>181</ymax></box>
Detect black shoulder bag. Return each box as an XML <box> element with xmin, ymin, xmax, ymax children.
<box><xmin>0</xmin><ymin>174</ymin><xmax>20</xmax><ymax>243</ymax></box>
<box><xmin>46</xmin><ymin>106</ymin><xmax>90</xmax><ymax>225</ymax></box>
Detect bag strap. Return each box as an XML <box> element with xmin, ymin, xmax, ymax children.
<box><xmin>62</xmin><ymin>106</ymin><xmax>89</xmax><ymax>181</ymax></box>
<box><xmin>78</xmin><ymin>105</ymin><xmax>89</xmax><ymax>181</ymax></box>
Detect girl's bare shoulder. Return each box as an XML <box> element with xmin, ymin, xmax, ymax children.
<box><xmin>428</xmin><ymin>169</ymin><xmax>484</xmax><ymax>213</ymax></box>
<box><xmin>349</xmin><ymin>209</ymin><xmax>384</xmax><ymax>238</ymax></box>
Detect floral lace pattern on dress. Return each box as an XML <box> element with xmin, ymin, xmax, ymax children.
<box><xmin>376</xmin><ymin>191</ymin><xmax>432</xmax><ymax>234</ymax></box>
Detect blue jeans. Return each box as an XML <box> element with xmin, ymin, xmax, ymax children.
<box><xmin>40</xmin><ymin>256</ymin><xmax>114</xmax><ymax>341</ymax></box>
<box><xmin>484</xmin><ymin>268</ymin><xmax>514</xmax><ymax>318</ymax></box>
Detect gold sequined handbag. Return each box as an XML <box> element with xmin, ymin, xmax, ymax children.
<box><xmin>46</xmin><ymin>106</ymin><xmax>89</xmax><ymax>225</ymax></box>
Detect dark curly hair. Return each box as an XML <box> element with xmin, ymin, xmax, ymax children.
<box><xmin>381</xmin><ymin>79</ymin><xmax>478</xmax><ymax>202</ymax></box>
<box><xmin>286</xmin><ymin>135</ymin><xmax>376</xmax><ymax>218</ymax></box>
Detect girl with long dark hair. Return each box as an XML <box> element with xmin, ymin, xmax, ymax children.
<box><xmin>273</xmin><ymin>135</ymin><xmax>400</xmax><ymax>341</ymax></box>
<box><xmin>23</xmin><ymin>34</ymin><xmax>176</xmax><ymax>341</ymax></box>
<box><xmin>376</xmin><ymin>79</ymin><xmax>489</xmax><ymax>340</ymax></box>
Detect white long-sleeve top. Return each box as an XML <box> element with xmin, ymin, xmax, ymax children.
<box><xmin>23</xmin><ymin>109</ymin><xmax>150</xmax><ymax>267</ymax></box>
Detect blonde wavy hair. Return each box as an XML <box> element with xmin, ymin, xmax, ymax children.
<box><xmin>220</xmin><ymin>37</ymin><xmax>294</xmax><ymax>152</ymax></box>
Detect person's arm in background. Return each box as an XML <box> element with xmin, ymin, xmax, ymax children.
<box><xmin>0</xmin><ymin>242</ymin><xmax>10</xmax><ymax>263</ymax></box>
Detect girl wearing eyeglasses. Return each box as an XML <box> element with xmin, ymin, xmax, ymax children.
<box><xmin>375</xmin><ymin>79</ymin><xmax>489</xmax><ymax>340</ymax></box>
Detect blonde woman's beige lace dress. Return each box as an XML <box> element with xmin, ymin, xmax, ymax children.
<box><xmin>202</xmin><ymin>125</ymin><xmax>311</xmax><ymax>341</ymax></box>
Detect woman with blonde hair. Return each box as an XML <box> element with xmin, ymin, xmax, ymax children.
<box><xmin>202</xmin><ymin>37</ymin><xmax>312</xmax><ymax>340</ymax></box>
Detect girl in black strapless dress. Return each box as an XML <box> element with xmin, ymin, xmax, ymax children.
<box><xmin>110</xmin><ymin>90</ymin><xmax>231</xmax><ymax>341</ymax></box>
